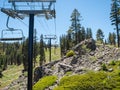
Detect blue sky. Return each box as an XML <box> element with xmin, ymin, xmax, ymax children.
<box><xmin>0</xmin><ymin>0</ymin><xmax>115</xmax><ymax>43</ymax></box>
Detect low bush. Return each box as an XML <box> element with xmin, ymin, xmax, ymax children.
<box><xmin>54</xmin><ymin>72</ymin><xmax>106</xmax><ymax>90</ymax></box>
<box><xmin>54</xmin><ymin>71</ymin><xmax>120</xmax><ymax>90</ymax></box>
<box><xmin>66</xmin><ymin>50</ymin><xmax>75</xmax><ymax>57</ymax></box>
<box><xmin>65</xmin><ymin>71</ymin><xmax>73</xmax><ymax>76</ymax></box>
<box><xmin>33</xmin><ymin>75</ymin><xmax>57</xmax><ymax>90</ymax></box>
<box><xmin>109</xmin><ymin>60</ymin><xmax>116</xmax><ymax>66</ymax></box>
<box><xmin>101</xmin><ymin>63</ymin><xmax>107</xmax><ymax>71</ymax></box>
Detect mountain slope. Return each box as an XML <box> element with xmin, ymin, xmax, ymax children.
<box><xmin>34</xmin><ymin>39</ymin><xmax>120</xmax><ymax>90</ymax></box>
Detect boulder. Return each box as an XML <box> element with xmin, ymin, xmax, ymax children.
<box><xmin>34</xmin><ymin>67</ymin><xmax>43</xmax><ymax>82</ymax></box>
<box><xmin>86</xmin><ymin>38</ymin><xmax>96</xmax><ymax>51</ymax></box>
<box><xmin>108</xmin><ymin>68</ymin><xmax>113</xmax><ymax>72</ymax></box>
<box><xmin>59</xmin><ymin>63</ymin><xmax>73</xmax><ymax>72</ymax></box>
<box><xmin>70</xmin><ymin>56</ymin><xmax>78</xmax><ymax>65</ymax></box>
<box><xmin>73</xmin><ymin>38</ymin><xmax>96</xmax><ymax>54</ymax></box>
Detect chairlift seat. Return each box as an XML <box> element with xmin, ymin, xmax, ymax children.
<box><xmin>0</xmin><ymin>37</ymin><xmax>24</xmax><ymax>41</ymax></box>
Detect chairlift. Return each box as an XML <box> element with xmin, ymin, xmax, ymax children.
<box><xmin>0</xmin><ymin>16</ymin><xmax>25</xmax><ymax>41</ymax></box>
<box><xmin>0</xmin><ymin>29</ymin><xmax>25</xmax><ymax>41</ymax></box>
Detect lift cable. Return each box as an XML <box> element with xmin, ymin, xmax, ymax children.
<box><xmin>18</xmin><ymin>18</ymin><xmax>29</xmax><ymax>28</ymax></box>
<box><xmin>43</xmin><ymin>18</ymin><xmax>51</xmax><ymax>33</ymax></box>
<box><xmin>37</xmin><ymin>19</ymin><xmax>49</xmax><ymax>34</ymax></box>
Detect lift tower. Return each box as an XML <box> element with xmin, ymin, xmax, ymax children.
<box><xmin>44</xmin><ymin>35</ymin><xmax>56</xmax><ymax>62</ymax></box>
<box><xmin>1</xmin><ymin>0</ymin><xmax>56</xmax><ymax>90</ymax></box>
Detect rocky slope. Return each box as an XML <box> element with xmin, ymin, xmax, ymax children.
<box><xmin>5</xmin><ymin>39</ymin><xmax>120</xmax><ymax>90</ymax></box>
<box><xmin>34</xmin><ymin>39</ymin><xmax>120</xmax><ymax>82</ymax></box>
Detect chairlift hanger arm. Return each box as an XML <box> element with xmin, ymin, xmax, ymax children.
<box><xmin>6</xmin><ymin>16</ymin><xmax>14</xmax><ymax>30</ymax></box>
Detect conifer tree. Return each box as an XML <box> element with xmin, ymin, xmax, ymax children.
<box><xmin>33</xmin><ymin>29</ymin><xmax>38</xmax><ymax>67</ymax></box>
<box><xmin>86</xmin><ymin>28</ymin><xmax>92</xmax><ymax>39</ymax></box>
<box><xmin>96</xmin><ymin>29</ymin><xmax>104</xmax><ymax>43</ymax></box>
<box><xmin>70</xmin><ymin>9</ymin><xmax>82</xmax><ymax>44</ymax></box>
<box><xmin>108</xmin><ymin>32</ymin><xmax>113</xmax><ymax>45</ymax></box>
<box><xmin>22</xmin><ymin>39</ymin><xmax>28</xmax><ymax>71</ymax></box>
<box><xmin>110</xmin><ymin>0</ymin><xmax>120</xmax><ymax>47</ymax></box>
<box><xmin>81</xmin><ymin>27</ymin><xmax>86</xmax><ymax>40</ymax></box>
<box><xmin>39</xmin><ymin>34</ymin><xmax>45</xmax><ymax>66</ymax></box>
<box><xmin>108</xmin><ymin>32</ymin><xmax>116</xmax><ymax>45</ymax></box>
<box><xmin>66</xmin><ymin>29</ymin><xmax>74</xmax><ymax>50</ymax></box>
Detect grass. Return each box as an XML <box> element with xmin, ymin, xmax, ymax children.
<box><xmin>0</xmin><ymin>65</ymin><xmax>23</xmax><ymax>89</ymax></box>
<box><xmin>36</xmin><ymin>47</ymin><xmax>61</xmax><ymax>65</ymax></box>
<box><xmin>0</xmin><ymin>47</ymin><xmax>61</xmax><ymax>89</ymax></box>
<box><xmin>45</xmin><ymin>47</ymin><xmax>61</xmax><ymax>62</ymax></box>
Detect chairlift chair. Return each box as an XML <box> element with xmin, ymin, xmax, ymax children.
<box><xmin>0</xmin><ymin>28</ymin><xmax>25</xmax><ymax>41</ymax></box>
<box><xmin>0</xmin><ymin>16</ymin><xmax>25</xmax><ymax>41</ymax></box>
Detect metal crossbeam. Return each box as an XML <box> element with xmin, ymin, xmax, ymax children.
<box><xmin>9</xmin><ymin>0</ymin><xmax>56</xmax><ymax>2</ymax></box>
<box><xmin>1</xmin><ymin>8</ymin><xmax>24</xmax><ymax>19</ymax></box>
<box><xmin>44</xmin><ymin>35</ymin><xmax>56</xmax><ymax>39</ymax></box>
<box><xmin>1</xmin><ymin>8</ymin><xmax>55</xmax><ymax>18</ymax></box>
<box><xmin>16</xmin><ymin>10</ymin><xmax>55</xmax><ymax>15</ymax></box>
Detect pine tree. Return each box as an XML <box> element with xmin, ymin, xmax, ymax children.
<box><xmin>108</xmin><ymin>32</ymin><xmax>116</xmax><ymax>45</ymax></box>
<box><xmin>66</xmin><ymin>29</ymin><xmax>74</xmax><ymax>50</ymax></box>
<box><xmin>113</xmin><ymin>32</ymin><xmax>116</xmax><ymax>45</ymax></box>
<box><xmin>22</xmin><ymin>39</ymin><xmax>28</xmax><ymax>71</ymax></box>
<box><xmin>70</xmin><ymin>9</ymin><xmax>82</xmax><ymax>45</ymax></box>
<box><xmin>81</xmin><ymin>27</ymin><xmax>86</xmax><ymax>41</ymax></box>
<box><xmin>86</xmin><ymin>28</ymin><xmax>92</xmax><ymax>39</ymax></box>
<box><xmin>39</xmin><ymin>34</ymin><xmax>45</xmax><ymax>66</ymax></box>
<box><xmin>108</xmin><ymin>32</ymin><xmax>113</xmax><ymax>45</ymax></box>
<box><xmin>33</xmin><ymin>29</ymin><xmax>38</xmax><ymax>67</ymax></box>
<box><xmin>60</xmin><ymin>36</ymin><xmax>63</xmax><ymax>57</ymax></box>
<box><xmin>110</xmin><ymin>0</ymin><xmax>120</xmax><ymax>47</ymax></box>
<box><xmin>60</xmin><ymin>35</ymin><xmax>67</xmax><ymax>57</ymax></box>
<box><xmin>96</xmin><ymin>29</ymin><xmax>104</xmax><ymax>43</ymax></box>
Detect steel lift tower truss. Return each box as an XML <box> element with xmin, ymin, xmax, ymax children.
<box><xmin>0</xmin><ymin>0</ymin><xmax>56</xmax><ymax>90</ymax></box>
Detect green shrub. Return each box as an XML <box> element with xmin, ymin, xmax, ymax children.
<box><xmin>66</xmin><ymin>50</ymin><xmax>75</xmax><ymax>57</ymax></box>
<box><xmin>118</xmin><ymin>71</ymin><xmax>120</xmax><ymax>76</ymax></box>
<box><xmin>109</xmin><ymin>60</ymin><xmax>116</xmax><ymax>66</ymax></box>
<box><xmin>33</xmin><ymin>75</ymin><xmax>57</xmax><ymax>90</ymax></box>
<box><xmin>81</xmin><ymin>45</ymin><xmax>90</xmax><ymax>53</ymax></box>
<box><xmin>0</xmin><ymin>70</ymin><xmax>3</xmax><ymax>78</ymax></box>
<box><xmin>54</xmin><ymin>71</ymin><xmax>108</xmax><ymax>90</ymax></box>
<box><xmin>65</xmin><ymin>71</ymin><xmax>73</xmax><ymax>76</ymax></box>
<box><xmin>54</xmin><ymin>71</ymin><xmax>120</xmax><ymax>90</ymax></box>
<box><xmin>101</xmin><ymin>63</ymin><xmax>107</xmax><ymax>71</ymax></box>
<box><xmin>118</xmin><ymin>62</ymin><xmax>120</xmax><ymax>66</ymax></box>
